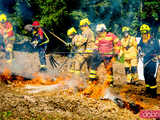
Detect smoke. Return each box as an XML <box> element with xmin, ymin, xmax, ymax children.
<box><xmin>0</xmin><ymin>0</ymin><xmax>16</xmax><ymax>14</ymax></box>
<box><xmin>23</xmin><ymin>73</ymin><xmax>87</xmax><ymax>94</ymax></box>
<box><xmin>102</xmin><ymin>88</ymin><xmax>117</xmax><ymax>101</ymax></box>
<box><xmin>71</xmin><ymin>0</ymin><xmax>142</xmax><ymax>36</ymax></box>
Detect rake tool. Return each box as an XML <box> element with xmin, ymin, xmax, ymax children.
<box><xmin>49</xmin><ymin>55</ymin><xmax>60</xmax><ymax>69</ymax></box>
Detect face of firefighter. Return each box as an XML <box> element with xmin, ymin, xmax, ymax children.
<box><xmin>33</xmin><ymin>26</ymin><xmax>39</xmax><ymax>30</ymax></box>
<box><xmin>0</xmin><ymin>20</ymin><xmax>5</xmax><ymax>24</ymax></box>
<box><xmin>68</xmin><ymin>33</ymin><xmax>76</xmax><ymax>39</ymax></box>
<box><xmin>123</xmin><ymin>31</ymin><xmax>129</xmax><ymax>37</ymax></box>
<box><xmin>80</xmin><ymin>25</ymin><xmax>88</xmax><ymax>31</ymax></box>
<box><xmin>142</xmin><ymin>33</ymin><xmax>151</xmax><ymax>43</ymax></box>
<box><xmin>69</xmin><ymin>34</ymin><xmax>74</xmax><ymax>39</ymax></box>
<box><xmin>98</xmin><ymin>31</ymin><xmax>106</xmax><ymax>37</ymax></box>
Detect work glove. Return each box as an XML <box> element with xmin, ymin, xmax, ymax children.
<box><xmin>157</xmin><ymin>55</ymin><xmax>160</xmax><ymax>59</ymax></box>
<box><xmin>117</xmin><ymin>55</ymin><xmax>121</xmax><ymax>61</ymax></box>
<box><xmin>31</xmin><ymin>40</ymin><xmax>38</xmax><ymax>48</ymax></box>
<box><xmin>6</xmin><ymin>44</ymin><xmax>13</xmax><ymax>52</ymax></box>
<box><xmin>138</xmin><ymin>52</ymin><xmax>145</xmax><ymax>58</ymax></box>
<box><xmin>24</xmin><ymin>24</ymin><xmax>33</xmax><ymax>32</ymax></box>
<box><xmin>126</xmin><ymin>45</ymin><xmax>130</xmax><ymax>50</ymax></box>
<box><xmin>115</xmin><ymin>54</ymin><xmax>120</xmax><ymax>61</ymax></box>
<box><xmin>66</xmin><ymin>42</ymin><xmax>72</xmax><ymax>47</ymax></box>
<box><xmin>85</xmin><ymin>49</ymin><xmax>93</xmax><ymax>53</ymax></box>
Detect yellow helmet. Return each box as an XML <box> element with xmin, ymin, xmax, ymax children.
<box><xmin>122</xmin><ymin>26</ymin><xmax>130</xmax><ymax>32</ymax></box>
<box><xmin>0</xmin><ymin>14</ymin><xmax>7</xmax><ymax>22</ymax></box>
<box><xmin>140</xmin><ymin>24</ymin><xmax>150</xmax><ymax>34</ymax></box>
<box><xmin>67</xmin><ymin>27</ymin><xmax>77</xmax><ymax>36</ymax></box>
<box><xmin>79</xmin><ymin>18</ymin><xmax>91</xmax><ymax>27</ymax></box>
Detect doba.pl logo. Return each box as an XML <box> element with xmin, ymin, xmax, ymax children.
<box><xmin>140</xmin><ymin>110</ymin><xmax>160</xmax><ymax>119</ymax></box>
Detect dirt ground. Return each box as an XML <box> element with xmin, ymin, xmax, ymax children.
<box><xmin>0</xmin><ymin>51</ymin><xmax>160</xmax><ymax>120</ymax></box>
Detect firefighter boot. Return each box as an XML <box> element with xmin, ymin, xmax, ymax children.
<box><xmin>40</xmin><ymin>65</ymin><xmax>47</xmax><ymax>72</ymax></box>
<box><xmin>131</xmin><ymin>66</ymin><xmax>138</xmax><ymax>85</ymax></box>
<box><xmin>125</xmin><ymin>67</ymin><xmax>132</xmax><ymax>84</ymax></box>
<box><xmin>126</xmin><ymin>74</ymin><xmax>132</xmax><ymax>84</ymax></box>
<box><xmin>149</xmin><ymin>88</ymin><xmax>157</xmax><ymax>98</ymax></box>
<box><xmin>89</xmin><ymin>69</ymin><xmax>98</xmax><ymax>82</ymax></box>
<box><xmin>107</xmin><ymin>75</ymin><xmax>114</xmax><ymax>87</ymax></box>
<box><xmin>144</xmin><ymin>87</ymin><xmax>150</xmax><ymax>95</ymax></box>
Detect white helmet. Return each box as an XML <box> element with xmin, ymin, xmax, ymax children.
<box><xmin>96</xmin><ymin>24</ymin><xmax>106</xmax><ymax>32</ymax></box>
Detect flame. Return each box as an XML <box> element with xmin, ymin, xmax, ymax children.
<box><xmin>0</xmin><ymin>66</ymin><xmax>155</xmax><ymax>112</ymax></box>
<box><xmin>82</xmin><ymin>57</ymin><xmax>113</xmax><ymax>99</ymax></box>
<box><xmin>0</xmin><ymin>68</ymin><xmax>12</xmax><ymax>83</ymax></box>
<box><xmin>15</xmin><ymin>73</ymin><xmax>67</xmax><ymax>87</ymax></box>
<box><xmin>0</xmin><ymin>67</ymin><xmax>70</xmax><ymax>87</ymax></box>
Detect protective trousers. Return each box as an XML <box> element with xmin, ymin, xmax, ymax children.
<box><xmin>0</xmin><ymin>36</ymin><xmax>14</xmax><ymax>63</ymax></box>
<box><xmin>37</xmin><ymin>44</ymin><xmax>47</xmax><ymax>68</ymax></box>
<box><xmin>89</xmin><ymin>51</ymin><xmax>113</xmax><ymax>84</ymax></box>
<box><xmin>69</xmin><ymin>53</ymin><xmax>85</xmax><ymax>74</ymax></box>
<box><xmin>144</xmin><ymin>60</ymin><xmax>158</xmax><ymax>97</ymax></box>
<box><xmin>124</xmin><ymin>58</ymin><xmax>138</xmax><ymax>83</ymax></box>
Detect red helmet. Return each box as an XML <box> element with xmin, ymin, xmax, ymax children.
<box><xmin>32</xmin><ymin>21</ymin><xmax>40</xmax><ymax>26</ymax></box>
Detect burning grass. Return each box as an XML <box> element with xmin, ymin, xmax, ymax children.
<box><xmin>0</xmin><ymin>62</ymin><xmax>160</xmax><ymax>119</ymax></box>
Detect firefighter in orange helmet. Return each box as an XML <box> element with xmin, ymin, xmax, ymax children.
<box><xmin>0</xmin><ymin>13</ymin><xmax>15</xmax><ymax>63</ymax></box>
<box><xmin>67</xmin><ymin>27</ymin><xmax>86</xmax><ymax>74</ymax></box>
<box><xmin>120</xmin><ymin>26</ymin><xmax>138</xmax><ymax>84</ymax></box>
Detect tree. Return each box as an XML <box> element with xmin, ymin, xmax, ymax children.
<box><xmin>29</xmin><ymin>0</ymin><xmax>70</xmax><ymax>33</ymax></box>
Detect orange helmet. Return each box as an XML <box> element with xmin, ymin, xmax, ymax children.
<box><xmin>32</xmin><ymin>21</ymin><xmax>40</xmax><ymax>27</ymax></box>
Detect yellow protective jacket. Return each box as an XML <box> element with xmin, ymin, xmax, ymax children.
<box><xmin>81</xmin><ymin>28</ymin><xmax>95</xmax><ymax>52</ymax></box>
<box><xmin>120</xmin><ymin>35</ymin><xmax>138</xmax><ymax>59</ymax></box>
<box><xmin>72</xmin><ymin>34</ymin><xmax>86</xmax><ymax>52</ymax></box>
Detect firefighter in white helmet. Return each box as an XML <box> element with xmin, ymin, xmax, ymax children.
<box><xmin>119</xmin><ymin>26</ymin><xmax>138</xmax><ymax>84</ymax></box>
<box><xmin>79</xmin><ymin>18</ymin><xmax>95</xmax><ymax>72</ymax></box>
<box><xmin>88</xmin><ymin>24</ymin><xmax>121</xmax><ymax>86</ymax></box>
<box><xmin>0</xmin><ymin>13</ymin><xmax>15</xmax><ymax>63</ymax></box>
<box><xmin>67</xmin><ymin>27</ymin><xmax>86</xmax><ymax>74</ymax></box>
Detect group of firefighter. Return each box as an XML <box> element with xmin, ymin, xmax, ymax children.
<box><xmin>67</xmin><ymin>18</ymin><xmax>159</xmax><ymax>98</ymax></box>
<box><xmin>0</xmin><ymin>13</ymin><xmax>159</xmax><ymax>98</ymax></box>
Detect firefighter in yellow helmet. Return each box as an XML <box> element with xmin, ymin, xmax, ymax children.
<box><xmin>0</xmin><ymin>13</ymin><xmax>15</xmax><ymax>63</ymax></box>
<box><xmin>120</xmin><ymin>26</ymin><xmax>138</xmax><ymax>84</ymax></box>
<box><xmin>67</xmin><ymin>27</ymin><xmax>86</xmax><ymax>74</ymax></box>
<box><xmin>79</xmin><ymin>18</ymin><xmax>95</xmax><ymax>72</ymax></box>
<box><xmin>138</xmin><ymin>24</ymin><xmax>159</xmax><ymax>98</ymax></box>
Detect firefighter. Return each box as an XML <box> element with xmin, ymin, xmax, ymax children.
<box><xmin>31</xmin><ymin>21</ymin><xmax>49</xmax><ymax>72</ymax></box>
<box><xmin>0</xmin><ymin>13</ymin><xmax>15</xmax><ymax>63</ymax></box>
<box><xmin>79</xmin><ymin>18</ymin><xmax>95</xmax><ymax>71</ymax></box>
<box><xmin>67</xmin><ymin>27</ymin><xmax>85</xmax><ymax>74</ymax></box>
<box><xmin>89</xmin><ymin>24</ymin><xmax>121</xmax><ymax>86</ymax></box>
<box><xmin>138</xmin><ymin>24</ymin><xmax>159</xmax><ymax>98</ymax></box>
<box><xmin>120</xmin><ymin>26</ymin><xmax>138</xmax><ymax>84</ymax></box>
